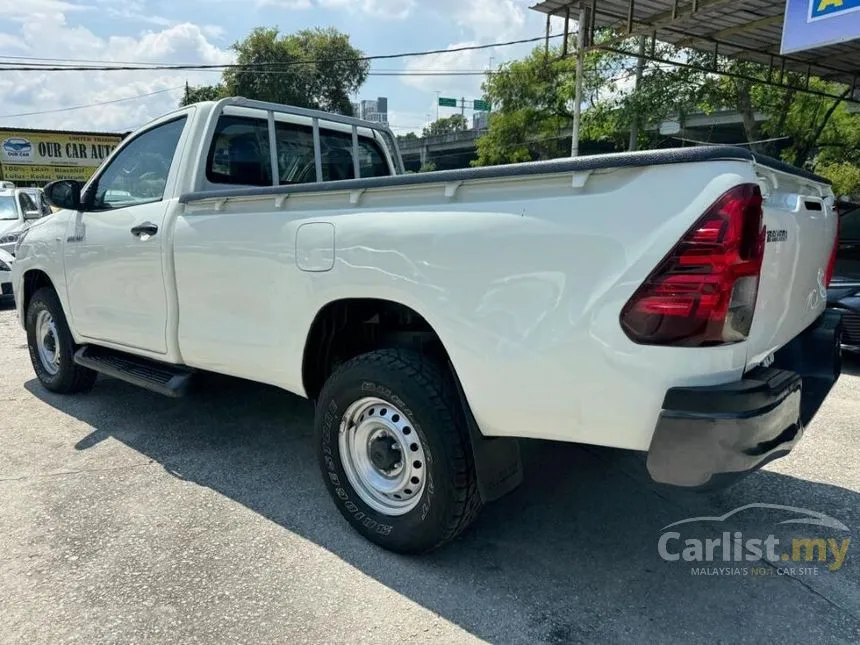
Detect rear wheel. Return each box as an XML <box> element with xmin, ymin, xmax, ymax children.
<box><xmin>315</xmin><ymin>348</ymin><xmax>481</xmax><ymax>554</ymax></box>
<box><xmin>26</xmin><ymin>287</ymin><xmax>96</xmax><ymax>394</ymax></box>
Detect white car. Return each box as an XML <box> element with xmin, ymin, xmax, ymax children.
<box><xmin>0</xmin><ymin>183</ymin><xmax>50</xmax><ymax>256</ymax></box>
<box><xmin>0</xmin><ymin>248</ymin><xmax>13</xmax><ymax>299</ymax></box>
<box><xmin>11</xmin><ymin>98</ymin><xmax>843</xmax><ymax>553</ymax></box>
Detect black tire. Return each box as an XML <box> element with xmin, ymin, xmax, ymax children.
<box><xmin>26</xmin><ymin>287</ymin><xmax>96</xmax><ymax>394</ymax></box>
<box><xmin>315</xmin><ymin>348</ymin><xmax>482</xmax><ymax>554</ymax></box>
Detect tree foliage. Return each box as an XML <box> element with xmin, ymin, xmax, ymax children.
<box><xmin>223</xmin><ymin>27</ymin><xmax>368</xmax><ymax>114</ymax></box>
<box><xmin>180</xmin><ymin>83</ymin><xmax>225</xmax><ymax>107</ymax></box>
<box><xmin>422</xmin><ymin>114</ymin><xmax>468</xmax><ymax>137</ymax></box>
<box><xmin>180</xmin><ymin>27</ymin><xmax>368</xmax><ymax>114</ymax></box>
<box><xmin>474</xmin><ymin>42</ymin><xmax>717</xmax><ymax>166</ymax></box>
<box><xmin>474</xmin><ymin>36</ymin><xmax>860</xmax><ymax>183</ymax></box>
<box><xmin>818</xmin><ymin>162</ymin><xmax>860</xmax><ymax>197</ymax></box>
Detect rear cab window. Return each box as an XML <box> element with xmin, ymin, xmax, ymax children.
<box><xmin>205</xmin><ymin>112</ymin><xmax>393</xmax><ymax>187</ymax></box>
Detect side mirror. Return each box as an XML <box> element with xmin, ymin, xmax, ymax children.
<box><xmin>24</xmin><ymin>210</ymin><xmax>41</xmax><ymax>220</ymax></box>
<box><xmin>43</xmin><ymin>180</ymin><xmax>83</xmax><ymax>211</ymax></box>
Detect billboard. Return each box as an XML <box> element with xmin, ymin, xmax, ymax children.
<box><xmin>0</xmin><ymin>129</ymin><xmax>123</xmax><ymax>183</ymax></box>
<box><xmin>782</xmin><ymin>0</ymin><xmax>860</xmax><ymax>54</ymax></box>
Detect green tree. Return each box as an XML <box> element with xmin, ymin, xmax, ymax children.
<box><xmin>179</xmin><ymin>83</ymin><xmax>225</xmax><ymax>107</ymax></box>
<box><xmin>222</xmin><ymin>27</ymin><xmax>368</xmax><ymax>114</ymax></box>
<box><xmin>707</xmin><ymin>65</ymin><xmax>856</xmax><ymax>166</ymax></box>
<box><xmin>419</xmin><ymin>160</ymin><xmax>437</xmax><ymax>172</ymax></box>
<box><xmin>473</xmin><ymin>42</ymin><xmax>717</xmax><ymax>166</ymax></box>
<box><xmin>818</xmin><ymin>161</ymin><xmax>860</xmax><ymax>197</ymax></box>
<box><xmin>472</xmin><ymin>30</ymin><xmax>860</xmax><ymax>172</ymax></box>
<box><xmin>422</xmin><ymin>115</ymin><xmax>468</xmax><ymax>137</ymax></box>
<box><xmin>397</xmin><ymin>132</ymin><xmax>419</xmax><ymax>144</ymax></box>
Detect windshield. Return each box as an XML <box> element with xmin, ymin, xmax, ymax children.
<box><xmin>0</xmin><ymin>196</ymin><xmax>18</xmax><ymax>220</ymax></box>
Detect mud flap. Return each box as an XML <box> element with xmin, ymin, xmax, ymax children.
<box><xmin>449</xmin><ymin>363</ymin><xmax>523</xmax><ymax>503</ymax></box>
<box><xmin>772</xmin><ymin>309</ymin><xmax>842</xmax><ymax>426</ymax></box>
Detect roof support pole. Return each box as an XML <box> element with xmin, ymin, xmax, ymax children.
<box><xmin>590</xmin><ymin>0</ymin><xmax>597</xmax><ymax>44</ymax></box>
<box><xmin>572</xmin><ymin>4</ymin><xmax>587</xmax><ymax>157</ymax></box>
<box><xmin>545</xmin><ymin>12</ymin><xmax>551</xmax><ymax>58</ymax></box>
<box><xmin>627</xmin><ymin>0</ymin><xmax>635</xmax><ymax>34</ymax></box>
<box><xmin>563</xmin><ymin>8</ymin><xmax>571</xmax><ymax>57</ymax></box>
<box><xmin>629</xmin><ymin>35</ymin><xmax>647</xmax><ymax>152</ymax></box>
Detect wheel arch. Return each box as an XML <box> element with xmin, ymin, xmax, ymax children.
<box><xmin>301</xmin><ymin>297</ymin><xmax>450</xmax><ymax>402</ymax></box>
<box><xmin>21</xmin><ymin>269</ymin><xmax>57</xmax><ymax>319</ymax></box>
<box><xmin>302</xmin><ymin>296</ymin><xmax>522</xmax><ymax>504</ymax></box>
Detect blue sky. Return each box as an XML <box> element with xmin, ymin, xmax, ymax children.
<box><xmin>0</xmin><ymin>0</ymin><xmax>556</xmax><ymax>134</ymax></box>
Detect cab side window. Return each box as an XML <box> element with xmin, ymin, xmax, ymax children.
<box><xmin>275</xmin><ymin>122</ymin><xmax>317</xmax><ymax>185</ymax></box>
<box><xmin>207</xmin><ymin>116</ymin><xmax>272</xmax><ymax>186</ymax></box>
<box><xmin>92</xmin><ymin>116</ymin><xmax>187</xmax><ymax>210</ymax></box>
<box><xmin>205</xmin><ymin>115</ymin><xmax>393</xmax><ymax>186</ymax></box>
<box><xmin>275</xmin><ymin>125</ymin><xmax>391</xmax><ymax>183</ymax></box>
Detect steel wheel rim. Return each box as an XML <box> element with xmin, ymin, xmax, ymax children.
<box><xmin>338</xmin><ymin>396</ymin><xmax>427</xmax><ymax>516</ymax></box>
<box><xmin>35</xmin><ymin>309</ymin><xmax>60</xmax><ymax>376</ymax></box>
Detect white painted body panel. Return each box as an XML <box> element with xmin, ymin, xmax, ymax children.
<box><xmin>12</xmin><ymin>102</ymin><xmax>837</xmax><ymax>453</ymax></box>
<box><xmin>63</xmin><ymin>201</ymin><xmax>171</xmax><ymax>353</ymax></box>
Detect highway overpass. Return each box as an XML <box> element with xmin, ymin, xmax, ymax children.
<box><xmin>398</xmin><ymin>110</ymin><xmax>773</xmax><ymax>171</ymax></box>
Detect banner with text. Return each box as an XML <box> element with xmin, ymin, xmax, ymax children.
<box><xmin>0</xmin><ymin>129</ymin><xmax>123</xmax><ymax>183</ymax></box>
<box><xmin>782</xmin><ymin>0</ymin><xmax>860</xmax><ymax>54</ymax></box>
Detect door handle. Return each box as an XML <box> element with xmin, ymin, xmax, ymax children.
<box><xmin>131</xmin><ymin>222</ymin><xmax>158</xmax><ymax>238</ymax></box>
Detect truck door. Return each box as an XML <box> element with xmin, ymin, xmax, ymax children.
<box><xmin>64</xmin><ymin>114</ymin><xmax>189</xmax><ymax>354</ymax></box>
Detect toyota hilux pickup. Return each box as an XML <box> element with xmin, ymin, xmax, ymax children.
<box><xmin>11</xmin><ymin>98</ymin><xmax>843</xmax><ymax>553</ymax></box>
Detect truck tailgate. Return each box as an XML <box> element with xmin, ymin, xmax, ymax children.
<box><xmin>746</xmin><ymin>172</ymin><xmax>837</xmax><ymax>367</ymax></box>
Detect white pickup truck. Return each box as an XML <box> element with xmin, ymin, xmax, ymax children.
<box><xmin>12</xmin><ymin>98</ymin><xmax>843</xmax><ymax>553</ymax></box>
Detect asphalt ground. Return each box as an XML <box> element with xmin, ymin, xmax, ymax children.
<box><xmin>1</xmin><ymin>300</ymin><xmax>859</xmax><ymax>644</ymax></box>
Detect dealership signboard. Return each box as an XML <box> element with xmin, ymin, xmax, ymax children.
<box><xmin>0</xmin><ymin>128</ymin><xmax>124</xmax><ymax>183</ymax></box>
<box><xmin>782</xmin><ymin>0</ymin><xmax>860</xmax><ymax>54</ymax></box>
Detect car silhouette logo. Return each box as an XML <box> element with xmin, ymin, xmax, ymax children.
<box><xmin>2</xmin><ymin>137</ymin><xmax>33</xmax><ymax>157</ymax></box>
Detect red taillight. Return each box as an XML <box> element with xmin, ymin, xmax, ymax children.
<box><xmin>621</xmin><ymin>184</ymin><xmax>765</xmax><ymax>347</ymax></box>
<box><xmin>825</xmin><ymin>207</ymin><xmax>839</xmax><ymax>288</ymax></box>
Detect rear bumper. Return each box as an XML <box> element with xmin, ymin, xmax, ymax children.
<box><xmin>647</xmin><ymin>310</ymin><xmax>842</xmax><ymax>488</ymax></box>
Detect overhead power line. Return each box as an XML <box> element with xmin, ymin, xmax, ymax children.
<box><xmin>0</xmin><ymin>34</ymin><xmax>564</xmax><ymax>72</ymax></box>
<box><xmin>0</xmin><ymin>86</ymin><xmax>183</xmax><ymax>119</ymax></box>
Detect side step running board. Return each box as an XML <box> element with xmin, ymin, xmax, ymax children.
<box><xmin>74</xmin><ymin>345</ymin><xmax>194</xmax><ymax>397</ymax></box>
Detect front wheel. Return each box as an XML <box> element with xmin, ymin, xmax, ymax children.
<box><xmin>315</xmin><ymin>349</ymin><xmax>481</xmax><ymax>554</ymax></box>
<box><xmin>26</xmin><ymin>287</ymin><xmax>96</xmax><ymax>394</ymax></box>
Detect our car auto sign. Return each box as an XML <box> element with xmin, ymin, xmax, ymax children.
<box><xmin>0</xmin><ymin>128</ymin><xmax>124</xmax><ymax>183</ymax></box>
<box><xmin>782</xmin><ymin>0</ymin><xmax>860</xmax><ymax>53</ymax></box>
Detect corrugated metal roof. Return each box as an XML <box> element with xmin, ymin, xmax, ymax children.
<box><xmin>531</xmin><ymin>0</ymin><xmax>860</xmax><ymax>87</ymax></box>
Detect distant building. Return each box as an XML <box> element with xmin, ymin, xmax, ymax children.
<box><xmin>353</xmin><ymin>97</ymin><xmax>389</xmax><ymax>124</ymax></box>
<box><xmin>472</xmin><ymin>111</ymin><xmax>489</xmax><ymax>130</ymax></box>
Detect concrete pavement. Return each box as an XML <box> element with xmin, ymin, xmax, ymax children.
<box><xmin>1</xmin><ymin>302</ymin><xmax>858</xmax><ymax>644</ymax></box>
